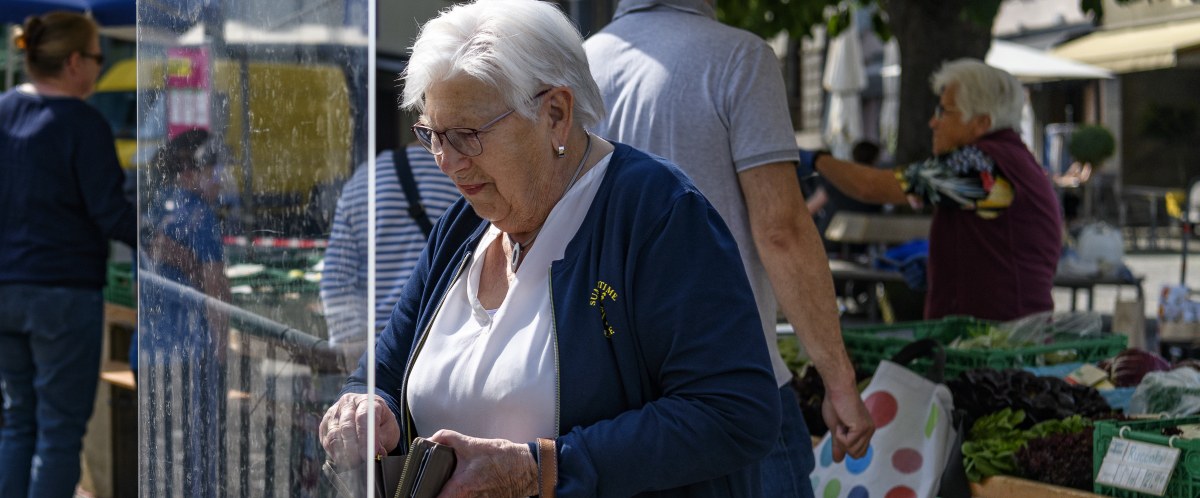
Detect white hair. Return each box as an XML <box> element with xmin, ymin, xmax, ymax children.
<box><xmin>931</xmin><ymin>58</ymin><xmax>1024</xmax><ymax>132</ymax></box>
<box><xmin>401</xmin><ymin>0</ymin><xmax>605</xmax><ymax>129</ymax></box>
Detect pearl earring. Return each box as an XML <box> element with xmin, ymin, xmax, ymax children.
<box><xmin>556</xmin><ymin>145</ymin><xmax>566</xmax><ymax>158</ymax></box>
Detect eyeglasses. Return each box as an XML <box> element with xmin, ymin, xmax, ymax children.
<box><xmin>933</xmin><ymin>103</ymin><xmax>959</xmax><ymax>120</ymax></box>
<box><xmin>412</xmin><ymin>88</ymin><xmax>551</xmax><ymax>157</ymax></box>
<box><xmin>80</xmin><ymin>52</ymin><xmax>105</xmax><ymax>65</ymax></box>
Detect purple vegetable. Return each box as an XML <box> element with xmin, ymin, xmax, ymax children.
<box><xmin>1018</xmin><ymin>431</ymin><xmax>1094</xmax><ymax>490</ymax></box>
<box><xmin>1105</xmin><ymin>349</ymin><xmax>1171</xmax><ymax>387</ymax></box>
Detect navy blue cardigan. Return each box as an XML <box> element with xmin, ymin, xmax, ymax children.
<box><xmin>344</xmin><ymin>143</ymin><xmax>780</xmax><ymax>497</ymax></box>
<box><xmin>0</xmin><ymin>89</ymin><xmax>136</xmax><ymax>288</ymax></box>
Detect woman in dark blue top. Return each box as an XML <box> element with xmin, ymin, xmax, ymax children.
<box><xmin>0</xmin><ymin>11</ymin><xmax>136</xmax><ymax>498</ymax></box>
<box><xmin>318</xmin><ymin>1</ymin><xmax>780</xmax><ymax>496</ymax></box>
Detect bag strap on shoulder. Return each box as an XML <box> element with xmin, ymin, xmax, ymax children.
<box><xmin>393</xmin><ymin>148</ymin><xmax>434</xmax><ymax>238</ymax></box>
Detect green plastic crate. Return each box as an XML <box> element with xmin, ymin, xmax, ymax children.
<box><xmin>1093</xmin><ymin>416</ymin><xmax>1200</xmax><ymax>497</ymax></box>
<box><xmin>229</xmin><ymin>268</ymin><xmax>318</xmax><ymax>299</ymax></box>
<box><xmin>843</xmin><ymin>316</ymin><xmax>1127</xmax><ymax>378</ymax></box>
<box><xmin>103</xmin><ymin>261</ymin><xmax>136</xmax><ymax>307</ymax></box>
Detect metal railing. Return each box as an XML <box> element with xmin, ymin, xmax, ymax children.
<box><xmin>140</xmin><ymin>272</ymin><xmax>347</xmax><ymax>498</ymax></box>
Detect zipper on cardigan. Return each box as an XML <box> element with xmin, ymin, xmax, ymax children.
<box><xmin>546</xmin><ymin>269</ymin><xmax>562</xmax><ymax>437</ymax></box>
<box><xmin>398</xmin><ymin>251</ymin><xmax>471</xmax><ymax>446</ymax></box>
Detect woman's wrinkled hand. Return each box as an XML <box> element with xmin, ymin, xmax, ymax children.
<box><xmin>427</xmin><ymin>429</ymin><xmax>539</xmax><ymax>498</ymax></box>
<box><xmin>319</xmin><ymin>393</ymin><xmax>401</xmax><ymax>468</ymax></box>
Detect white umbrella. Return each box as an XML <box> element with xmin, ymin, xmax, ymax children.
<box><xmin>878</xmin><ymin>39</ymin><xmax>900</xmax><ymax>157</ymax></box>
<box><xmin>823</xmin><ymin>22</ymin><xmax>866</xmax><ymax>160</ymax></box>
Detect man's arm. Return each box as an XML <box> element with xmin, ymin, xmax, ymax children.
<box><xmin>320</xmin><ymin>176</ymin><xmax>367</xmax><ymax>346</ymax></box>
<box><xmin>199</xmin><ymin>261</ymin><xmax>231</xmax><ymax>358</ymax></box>
<box><xmin>738</xmin><ymin>162</ymin><xmax>873</xmax><ymax>461</ymax></box>
<box><xmin>814</xmin><ymin>155</ymin><xmax>909</xmax><ymax>206</ymax></box>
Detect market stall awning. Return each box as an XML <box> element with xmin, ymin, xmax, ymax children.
<box><xmin>175</xmin><ymin>20</ymin><xmax>368</xmax><ymax>46</ymax></box>
<box><xmin>0</xmin><ymin>0</ymin><xmax>134</xmax><ymax>26</ymax></box>
<box><xmin>988</xmin><ymin>39</ymin><xmax>1111</xmax><ymax>83</ymax></box>
<box><xmin>880</xmin><ymin>40</ymin><xmax>1111</xmax><ymax>84</ymax></box>
<box><xmin>1051</xmin><ymin>17</ymin><xmax>1200</xmax><ymax>74</ymax></box>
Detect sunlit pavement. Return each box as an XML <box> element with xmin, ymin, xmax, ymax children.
<box><xmin>1054</xmin><ymin>252</ymin><xmax>1199</xmax><ymax>318</ymax></box>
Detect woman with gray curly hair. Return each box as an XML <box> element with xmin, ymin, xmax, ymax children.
<box><xmin>812</xmin><ymin>58</ymin><xmax>1061</xmax><ymax>321</ymax></box>
<box><xmin>318</xmin><ymin>1</ymin><xmax>781</xmax><ymax>497</ymax></box>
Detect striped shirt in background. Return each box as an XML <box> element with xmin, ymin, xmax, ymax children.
<box><xmin>320</xmin><ymin>146</ymin><xmax>460</xmax><ymax>345</ymax></box>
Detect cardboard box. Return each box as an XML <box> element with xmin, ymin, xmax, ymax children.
<box><xmin>1160</xmin><ymin>321</ymin><xmax>1200</xmax><ymax>342</ymax></box>
<box><xmin>970</xmin><ymin>475</ymin><xmax>1105</xmax><ymax>498</ymax></box>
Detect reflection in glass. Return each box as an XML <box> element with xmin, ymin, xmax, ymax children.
<box><xmin>137</xmin><ymin>0</ymin><xmax>369</xmax><ymax>495</ymax></box>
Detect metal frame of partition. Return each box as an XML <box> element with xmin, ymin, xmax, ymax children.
<box><xmin>136</xmin><ymin>0</ymin><xmax>376</xmax><ymax>494</ymax></box>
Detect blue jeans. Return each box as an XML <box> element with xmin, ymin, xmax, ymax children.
<box><xmin>0</xmin><ymin>284</ymin><xmax>103</xmax><ymax>498</ymax></box>
<box><xmin>760</xmin><ymin>385</ymin><xmax>816</xmax><ymax>498</ymax></box>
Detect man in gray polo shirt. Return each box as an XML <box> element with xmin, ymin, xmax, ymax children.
<box><xmin>585</xmin><ymin>1</ymin><xmax>873</xmax><ymax>494</ymax></box>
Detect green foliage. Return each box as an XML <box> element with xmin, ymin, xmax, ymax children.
<box><xmin>776</xmin><ymin>335</ymin><xmax>809</xmax><ymax>373</ymax></box>
<box><xmin>1138</xmin><ymin>103</ymin><xmax>1198</xmax><ymax>142</ymax></box>
<box><xmin>960</xmin><ymin>0</ymin><xmax>1003</xmax><ymax>28</ymax></box>
<box><xmin>714</xmin><ymin>0</ymin><xmax>831</xmax><ymax>40</ymax></box>
<box><xmin>1067</xmin><ymin>125</ymin><xmax>1115</xmax><ymax>165</ymax></box>
<box><xmin>968</xmin><ymin>408</ymin><xmax>1025</xmax><ymax>441</ymax></box>
<box><xmin>826</xmin><ymin>7</ymin><xmax>852</xmax><ymax>38</ymax></box>
<box><xmin>716</xmin><ymin>0</ymin><xmax>1116</xmax><ymax>42</ymax></box>
<box><xmin>869</xmin><ymin>9</ymin><xmax>891</xmax><ymax>41</ymax></box>
<box><xmin>1081</xmin><ymin>0</ymin><xmax>1106</xmax><ymax>24</ymax></box>
<box><xmin>963</xmin><ymin>438</ymin><xmax>1024</xmax><ymax>481</ymax></box>
<box><xmin>950</xmin><ymin>325</ymin><xmax>1034</xmax><ymax>350</ymax></box>
<box><xmin>1027</xmin><ymin>414</ymin><xmax>1089</xmax><ymax>439</ymax></box>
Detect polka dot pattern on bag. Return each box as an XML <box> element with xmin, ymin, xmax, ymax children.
<box><xmin>814</xmin><ymin>387</ymin><xmax>943</xmax><ymax>498</ymax></box>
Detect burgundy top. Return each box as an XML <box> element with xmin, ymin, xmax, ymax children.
<box><xmin>924</xmin><ymin>129</ymin><xmax>1062</xmax><ymax>320</ymax></box>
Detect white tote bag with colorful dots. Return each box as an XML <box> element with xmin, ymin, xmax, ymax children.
<box><xmin>811</xmin><ymin>340</ymin><xmax>958</xmax><ymax>498</ymax></box>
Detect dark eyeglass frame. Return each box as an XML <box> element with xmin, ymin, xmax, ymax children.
<box><xmin>933</xmin><ymin>103</ymin><xmax>960</xmax><ymax>120</ymax></box>
<box><xmin>412</xmin><ymin>88</ymin><xmax>551</xmax><ymax>157</ymax></box>
<box><xmin>80</xmin><ymin>51</ymin><xmax>105</xmax><ymax>65</ymax></box>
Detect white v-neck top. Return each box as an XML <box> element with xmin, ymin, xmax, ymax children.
<box><xmin>407</xmin><ymin>152</ymin><xmax>612</xmax><ymax>442</ymax></box>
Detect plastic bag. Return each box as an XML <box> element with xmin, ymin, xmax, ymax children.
<box><xmin>1128</xmin><ymin>368</ymin><xmax>1200</xmax><ymax>416</ymax></box>
<box><xmin>1076</xmin><ymin>222</ymin><xmax>1125</xmax><ymax>278</ymax></box>
<box><xmin>1057</xmin><ymin>246</ymin><xmax>1099</xmax><ymax>278</ymax></box>
<box><xmin>999</xmin><ymin>310</ymin><xmax>1103</xmax><ymax>345</ymax></box>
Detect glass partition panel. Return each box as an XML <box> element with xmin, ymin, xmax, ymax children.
<box><xmin>137</xmin><ymin>0</ymin><xmax>371</xmax><ymax>495</ymax></box>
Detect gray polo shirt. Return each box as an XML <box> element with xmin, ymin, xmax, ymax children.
<box><xmin>586</xmin><ymin>0</ymin><xmax>801</xmax><ymax>386</ymax></box>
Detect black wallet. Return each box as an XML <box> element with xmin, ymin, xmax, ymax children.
<box><xmin>323</xmin><ymin>437</ymin><xmax>456</xmax><ymax>498</ymax></box>
<box><xmin>386</xmin><ymin>437</ymin><xmax>457</xmax><ymax>498</ymax></box>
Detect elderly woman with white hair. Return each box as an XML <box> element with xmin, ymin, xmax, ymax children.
<box><xmin>812</xmin><ymin>58</ymin><xmax>1062</xmax><ymax>321</ymax></box>
<box><xmin>318</xmin><ymin>0</ymin><xmax>781</xmax><ymax>496</ymax></box>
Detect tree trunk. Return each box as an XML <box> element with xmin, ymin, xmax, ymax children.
<box><xmin>882</xmin><ymin>0</ymin><xmax>993</xmax><ymax>165</ymax></box>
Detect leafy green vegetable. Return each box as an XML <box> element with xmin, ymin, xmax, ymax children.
<box><xmin>968</xmin><ymin>408</ymin><xmax>1024</xmax><ymax>441</ymax></box>
<box><xmin>963</xmin><ymin>438</ymin><xmax>1023</xmax><ymax>482</ymax></box>
<box><xmin>962</xmin><ymin>410</ymin><xmax>1091</xmax><ymax>482</ymax></box>
<box><xmin>949</xmin><ymin>369</ymin><xmax>1113</xmax><ymax>431</ymax></box>
<box><xmin>776</xmin><ymin>335</ymin><xmax>808</xmax><ymax>373</ymax></box>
